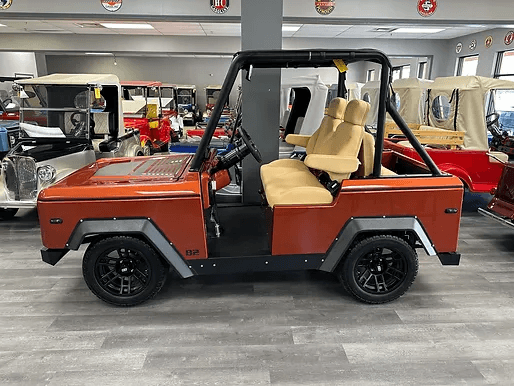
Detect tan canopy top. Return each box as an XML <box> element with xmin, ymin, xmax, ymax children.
<box><xmin>392</xmin><ymin>78</ymin><xmax>433</xmax><ymax>125</ymax></box>
<box><xmin>427</xmin><ymin>76</ymin><xmax>514</xmax><ymax>150</ymax></box>
<box><xmin>16</xmin><ymin>74</ymin><xmax>120</xmax><ymax>86</ymax></box>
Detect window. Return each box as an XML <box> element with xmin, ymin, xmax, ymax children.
<box><xmin>392</xmin><ymin>65</ymin><xmax>411</xmax><ymax>81</ymax></box>
<box><xmin>494</xmin><ymin>50</ymin><xmax>514</xmax><ymax>81</ymax></box>
<box><xmin>418</xmin><ymin>62</ymin><xmax>428</xmax><ymax>79</ymax></box>
<box><xmin>366</xmin><ymin>69</ymin><xmax>375</xmax><ymax>82</ymax></box>
<box><xmin>457</xmin><ymin>55</ymin><xmax>479</xmax><ymax>76</ymax></box>
<box><xmin>432</xmin><ymin>95</ymin><xmax>451</xmax><ymax>123</ymax></box>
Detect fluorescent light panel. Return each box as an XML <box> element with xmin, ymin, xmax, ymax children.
<box><xmin>282</xmin><ymin>25</ymin><xmax>301</xmax><ymax>32</ymax></box>
<box><xmin>393</xmin><ymin>28</ymin><xmax>445</xmax><ymax>34</ymax></box>
<box><xmin>85</xmin><ymin>52</ymin><xmax>114</xmax><ymax>56</ymax></box>
<box><xmin>100</xmin><ymin>23</ymin><xmax>154</xmax><ymax>30</ymax></box>
<box><xmin>0</xmin><ymin>23</ymin><xmax>7</xmax><ymax>27</ymax></box>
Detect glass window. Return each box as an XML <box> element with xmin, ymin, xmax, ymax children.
<box><xmin>457</xmin><ymin>55</ymin><xmax>479</xmax><ymax>76</ymax></box>
<box><xmin>366</xmin><ymin>69</ymin><xmax>375</xmax><ymax>82</ymax></box>
<box><xmin>432</xmin><ymin>95</ymin><xmax>451</xmax><ymax>122</ymax></box>
<box><xmin>393</xmin><ymin>65</ymin><xmax>411</xmax><ymax>80</ymax></box>
<box><xmin>494</xmin><ymin>50</ymin><xmax>514</xmax><ymax>80</ymax></box>
<box><xmin>418</xmin><ymin>62</ymin><xmax>427</xmax><ymax>79</ymax></box>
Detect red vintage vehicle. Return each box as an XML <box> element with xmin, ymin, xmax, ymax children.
<box><xmin>121</xmin><ymin>81</ymin><xmax>178</xmax><ymax>155</ymax></box>
<box><xmin>479</xmin><ymin>161</ymin><xmax>514</xmax><ymax>228</ymax></box>
<box><xmin>383</xmin><ymin>76</ymin><xmax>514</xmax><ymax>193</ymax></box>
<box><xmin>38</xmin><ymin>49</ymin><xmax>463</xmax><ymax>307</ymax></box>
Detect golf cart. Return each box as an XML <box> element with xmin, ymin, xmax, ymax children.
<box><xmin>478</xmin><ymin>161</ymin><xmax>514</xmax><ymax>227</ymax></box>
<box><xmin>38</xmin><ymin>49</ymin><xmax>463</xmax><ymax>307</ymax></box>
<box><xmin>121</xmin><ymin>81</ymin><xmax>178</xmax><ymax>155</ymax></box>
<box><xmin>176</xmin><ymin>85</ymin><xmax>202</xmax><ymax>126</ymax></box>
<box><xmin>0</xmin><ymin>74</ymin><xmax>143</xmax><ymax>219</ymax></box>
<box><xmin>384</xmin><ymin>76</ymin><xmax>514</xmax><ymax>193</ymax></box>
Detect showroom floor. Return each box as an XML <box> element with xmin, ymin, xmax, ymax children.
<box><xmin>1</xmin><ymin>193</ymin><xmax>514</xmax><ymax>385</ymax></box>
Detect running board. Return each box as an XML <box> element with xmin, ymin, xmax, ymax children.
<box><xmin>478</xmin><ymin>207</ymin><xmax>514</xmax><ymax>229</ymax></box>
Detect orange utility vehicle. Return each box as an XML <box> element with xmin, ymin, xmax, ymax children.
<box><xmin>38</xmin><ymin>49</ymin><xmax>464</xmax><ymax>307</ymax></box>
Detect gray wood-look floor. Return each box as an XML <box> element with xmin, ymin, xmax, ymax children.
<box><xmin>1</xmin><ymin>193</ymin><xmax>514</xmax><ymax>385</ymax></box>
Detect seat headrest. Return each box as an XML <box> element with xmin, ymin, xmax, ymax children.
<box><xmin>326</xmin><ymin>97</ymin><xmax>347</xmax><ymax>120</ymax></box>
<box><xmin>344</xmin><ymin>100</ymin><xmax>370</xmax><ymax>126</ymax></box>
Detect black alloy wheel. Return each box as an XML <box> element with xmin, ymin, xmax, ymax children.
<box><xmin>337</xmin><ymin>235</ymin><xmax>418</xmax><ymax>304</ymax></box>
<box><xmin>83</xmin><ymin>236</ymin><xmax>167</xmax><ymax>306</ymax></box>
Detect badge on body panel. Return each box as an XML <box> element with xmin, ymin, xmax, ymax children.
<box><xmin>101</xmin><ymin>0</ymin><xmax>122</xmax><ymax>12</ymax></box>
<box><xmin>0</xmin><ymin>0</ymin><xmax>12</xmax><ymax>10</ymax></box>
<box><xmin>417</xmin><ymin>0</ymin><xmax>437</xmax><ymax>17</ymax></box>
<box><xmin>315</xmin><ymin>0</ymin><xmax>335</xmax><ymax>16</ymax></box>
<box><xmin>505</xmin><ymin>31</ymin><xmax>514</xmax><ymax>46</ymax></box>
<box><xmin>211</xmin><ymin>0</ymin><xmax>229</xmax><ymax>14</ymax></box>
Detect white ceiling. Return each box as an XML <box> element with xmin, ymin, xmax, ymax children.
<box><xmin>0</xmin><ymin>19</ymin><xmax>493</xmax><ymax>39</ymax></box>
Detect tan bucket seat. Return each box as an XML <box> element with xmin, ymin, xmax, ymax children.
<box><xmin>262</xmin><ymin>99</ymin><xmax>370</xmax><ymax>207</ymax></box>
<box><xmin>357</xmin><ymin>131</ymin><xmax>397</xmax><ymax>177</ymax></box>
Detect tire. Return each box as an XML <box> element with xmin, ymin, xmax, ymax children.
<box><xmin>143</xmin><ymin>142</ymin><xmax>152</xmax><ymax>156</ymax></box>
<box><xmin>337</xmin><ymin>235</ymin><xmax>418</xmax><ymax>304</ymax></box>
<box><xmin>0</xmin><ymin>208</ymin><xmax>18</xmax><ymax>220</ymax></box>
<box><xmin>83</xmin><ymin>236</ymin><xmax>167</xmax><ymax>306</ymax></box>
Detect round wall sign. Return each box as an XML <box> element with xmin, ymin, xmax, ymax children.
<box><xmin>455</xmin><ymin>42</ymin><xmax>463</xmax><ymax>54</ymax></box>
<box><xmin>210</xmin><ymin>0</ymin><xmax>229</xmax><ymax>14</ymax></box>
<box><xmin>315</xmin><ymin>0</ymin><xmax>335</xmax><ymax>15</ymax></box>
<box><xmin>485</xmin><ymin>35</ymin><xmax>493</xmax><ymax>48</ymax></box>
<box><xmin>417</xmin><ymin>0</ymin><xmax>437</xmax><ymax>17</ymax></box>
<box><xmin>505</xmin><ymin>31</ymin><xmax>514</xmax><ymax>46</ymax></box>
<box><xmin>101</xmin><ymin>0</ymin><xmax>122</xmax><ymax>12</ymax></box>
<box><xmin>0</xmin><ymin>0</ymin><xmax>13</xmax><ymax>10</ymax></box>
<box><xmin>469</xmin><ymin>39</ymin><xmax>477</xmax><ymax>51</ymax></box>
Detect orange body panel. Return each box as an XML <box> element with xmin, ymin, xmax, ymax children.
<box><xmin>212</xmin><ymin>169</ymin><xmax>231</xmax><ymax>191</ymax></box>
<box><xmin>271</xmin><ymin>176</ymin><xmax>463</xmax><ymax>256</ymax></box>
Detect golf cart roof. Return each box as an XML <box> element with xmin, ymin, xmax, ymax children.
<box><xmin>0</xmin><ymin>75</ymin><xmax>32</xmax><ymax>82</ymax></box>
<box><xmin>430</xmin><ymin>76</ymin><xmax>514</xmax><ymax>91</ymax></box>
<box><xmin>121</xmin><ymin>81</ymin><xmax>163</xmax><ymax>88</ymax></box>
<box><xmin>177</xmin><ymin>85</ymin><xmax>196</xmax><ymax>89</ymax></box>
<box><xmin>191</xmin><ymin>48</ymin><xmax>441</xmax><ymax>178</ymax></box>
<box><xmin>161</xmin><ymin>83</ymin><xmax>177</xmax><ymax>88</ymax></box>
<box><xmin>16</xmin><ymin>74</ymin><xmax>120</xmax><ymax>86</ymax></box>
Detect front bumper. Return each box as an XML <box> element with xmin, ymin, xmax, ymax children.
<box><xmin>41</xmin><ymin>248</ymin><xmax>69</xmax><ymax>266</ymax></box>
<box><xmin>478</xmin><ymin>207</ymin><xmax>514</xmax><ymax>229</ymax></box>
<box><xmin>0</xmin><ymin>200</ymin><xmax>36</xmax><ymax>209</ymax></box>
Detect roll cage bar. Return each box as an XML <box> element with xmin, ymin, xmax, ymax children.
<box><xmin>190</xmin><ymin>49</ymin><xmax>441</xmax><ymax>177</ymax></box>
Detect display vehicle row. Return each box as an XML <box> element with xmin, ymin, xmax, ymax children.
<box><xmin>38</xmin><ymin>49</ymin><xmax>463</xmax><ymax>307</ymax></box>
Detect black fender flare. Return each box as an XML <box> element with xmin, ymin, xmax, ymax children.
<box><xmin>66</xmin><ymin>218</ymin><xmax>194</xmax><ymax>278</ymax></box>
<box><xmin>319</xmin><ymin>217</ymin><xmax>437</xmax><ymax>273</ymax></box>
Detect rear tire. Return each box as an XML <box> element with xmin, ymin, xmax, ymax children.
<box><xmin>337</xmin><ymin>235</ymin><xmax>418</xmax><ymax>304</ymax></box>
<box><xmin>143</xmin><ymin>142</ymin><xmax>152</xmax><ymax>156</ymax></box>
<box><xmin>0</xmin><ymin>208</ymin><xmax>18</xmax><ymax>220</ymax></box>
<box><xmin>83</xmin><ymin>236</ymin><xmax>167</xmax><ymax>306</ymax></box>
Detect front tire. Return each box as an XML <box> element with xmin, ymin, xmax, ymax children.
<box><xmin>0</xmin><ymin>208</ymin><xmax>18</xmax><ymax>220</ymax></box>
<box><xmin>143</xmin><ymin>142</ymin><xmax>152</xmax><ymax>156</ymax></box>
<box><xmin>337</xmin><ymin>235</ymin><xmax>418</xmax><ymax>304</ymax></box>
<box><xmin>83</xmin><ymin>236</ymin><xmax>167</xmax><ymax>306</ymax></box>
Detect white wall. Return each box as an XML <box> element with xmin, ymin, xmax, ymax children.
<box><xmin>0</xmin><ymin>52</ymin><xmax>38</xmax><ymax>77</ymax></box>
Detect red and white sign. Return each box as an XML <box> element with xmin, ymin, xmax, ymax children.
<box><xmin>210</xmin><ymin>0</ymin><xmax>229</xmax><ymax>14</ymax></box>
<box><xmin>485</xmin><ymin>36</ymin><xmax>493</xmax><ymax>48</ymax></box>
<box><xmin>417</xmin><ymin>0</ymin><xmax>437</xmax><ymax>17</ymax></box>
<box><xmin>101</xmin><ymin>0</ymin><xmax>122</xmax><ymax>12</ymax></box>
<box><xmin>505</xmin><ymin>31</ymin><xmax>514</xmax><ymax>46</ymax></box>
<box><xmin>0</xmin><ymin>0</ymin><xmax>13</xmax><ymax>10</ymax></box>
<box><xmin>315</xmin><ymin>0</ymin><xmax>335</xmax><ymax>15</ymax></box>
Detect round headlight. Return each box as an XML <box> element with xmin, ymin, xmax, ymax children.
<box><xmin>37</xmin><ymin>165</ymin><xmax>56</xmax><ymax>183</ymax></box>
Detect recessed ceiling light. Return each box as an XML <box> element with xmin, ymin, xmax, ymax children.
<box><xmin>393</xmin><ymin>28</ymin><xmax>445</xmax><ymax>34</ymax></box>
<box><xmin>373</xmin><ymin>27</ymin><xmax>397</xmax><ymax>33</ymax></box>
<box><xmin>0</xmin><ymin>24</ymin><xmax>7</xmax><ymax>27</ymax></box>
<box><xmin>100</xmin><ymin>23</ymin><xmax>154</xmax><ymax>30</ymax></box>
<box><xmin>85</xmin><ymin>52</ymin><xmax>114</xmax><ymax>56</ymax></box>
<box><xmin>282</xmin><ymin>25</ymin><xmax>301</xmax><ymax>32</ymax></box>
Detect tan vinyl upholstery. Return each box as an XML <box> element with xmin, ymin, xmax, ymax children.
<box><xmin>357</xmin><ymin>131</ymin><xmax>397</xmax><ymax>177</ymax></box>
<box><xmin>260</xmin><ymin>98</ymin><xmax>347</xmax><ymax>187</ymax></box>
<box><xmin>262</xmin><ymin>99</ymin><xmax>369</xmax><ymax>207</ymax></box>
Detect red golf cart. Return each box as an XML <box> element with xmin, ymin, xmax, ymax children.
<box><xmin>38</xmin><ymin>49</ymin><xmax>463</xmax><ymax>307</ymax></box>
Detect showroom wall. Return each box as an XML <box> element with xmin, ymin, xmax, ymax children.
<box><xmin>446</xmin><ymin>28</ymin><xmax>514</xmax><ymax>77</ymax></box>
<box><xmin>0</xmin><ymin>52</ymin><xmax>38</xmax><ymax>77</ymax></box>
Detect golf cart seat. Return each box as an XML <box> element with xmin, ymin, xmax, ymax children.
<box><xmin>262</xmin><ymin>99</ymin><xmax>369</xmax><ymax>207</ymax></box>
<box><xmin>357</xmin><ymin>131</ymin><xmax>397</xmax><ymax>177</ymax></box>
<box><xmin>260</xmin><ymin>97</ymin><xmax>347</xmax><ymax>186</ymax></box>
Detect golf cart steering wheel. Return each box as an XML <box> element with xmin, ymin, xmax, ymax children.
<box><xmin>239</xmin><ymin>127</ymin><xmax>262</xmax><ymax>163</ymax></box>
<box><xmin>2</xmin><ymin>98</ymin><xmax>12</xmax><ymax>106</ymax></box>
<box><xmin>486</xmin><ymin>112</ymin><xmax>502</xmax><ymax>137</ymax></box>
<box><xmin>70</xmin><ymin>112</ymin><xmax>95</xmax><ymax>137</ymax></box>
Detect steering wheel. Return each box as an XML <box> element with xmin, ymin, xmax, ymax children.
<box><xmin>486</xmin><ymin>112</ymin><xmax>502</xmax><ymax>137</ymax></box>
<box><xmin>2</xmin><ymin>98</ymin><xmax>12</xmax><ymax>106</ymax></box>
<box><xmin>239</xmin><ymin>127</ymin><xmax>262</xmax><ymax>163</ymax></box>
<box><xmin>70</xmin><ymin>112</ymin><xmax>95</xmax><ymax>137</ymax></box>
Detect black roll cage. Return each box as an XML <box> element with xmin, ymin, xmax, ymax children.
<box><xmin>190</xmin><ymin>49</ymin><xmax>441</xmax><ymax>177</ymax></box>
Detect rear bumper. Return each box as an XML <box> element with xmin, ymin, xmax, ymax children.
<box><xmin>478</xmin><ymin>207</ymin><xmax>514</xmax><ymax>229</ymax></box>
<box><xmin>41</xmin><ymin>248</ymin><xmax>69</xmax><ymax>266</ymax></box>
<box><xmin>437</xmin><ymin>252</ymin><xmax>461</xmax><ymax>265</ymax></box>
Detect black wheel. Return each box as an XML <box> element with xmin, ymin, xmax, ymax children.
<box><xmin>337</xmin><ymin>235</ymin><xmax>418</xmax><ymax>304</ymax></box>
<box><xmin>83</xmin><ymin>236</ymin><xmax>167</xmax><ymax>306</ymax></box>
<box><xmin>143</xmin><ymin>141</ymin><xmax>152</xmax><ymax>156</ymax></box>
<box><xmin>0</xmin><ymin>208</ymin><xmax>18</xmax><ymax>220</ymax></box>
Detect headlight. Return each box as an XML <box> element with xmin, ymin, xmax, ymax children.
<box><xmin>37</xmin><ymin>165</ymin><xmax>56</xmax><ymax>183</ymax></box>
